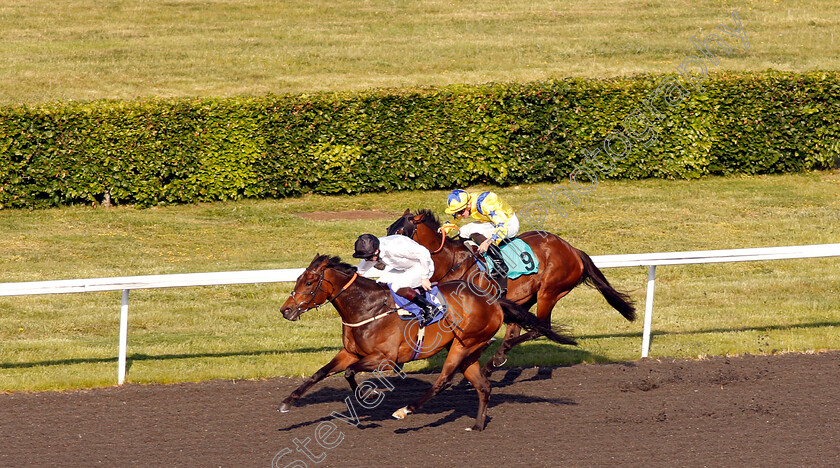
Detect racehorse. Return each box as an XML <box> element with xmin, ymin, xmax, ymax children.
<box><xmin>387</xmin><ymin>209</ymin><xmax>635</xmax><ymax>375</ymax></box>
<box><xmin>278</xmin><ymin>254</ymin><xmax>576</xmax><ymax>431</ymax></box>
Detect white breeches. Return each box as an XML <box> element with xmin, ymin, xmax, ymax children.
<box><xmin>377</xmin><ymin>264</ymin><xmax>427</xmax><ymax>290</ymax></box>
<box><xmin>458</xmin><ymin>214</ymin><xmax>520</xmax><ymax>242</ymax></box>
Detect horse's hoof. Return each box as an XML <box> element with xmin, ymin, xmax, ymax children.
<box><xmin>359</xmin><ymin>388</ymin><xmax>384</xmax><ymax>400</ymax></box>
<box><xmin>277</xmin><ymin>402</ymin><xmax>291</xmax><ymax>413</ymax></box>
<box><xmin>392</xmin><ymin>407</ymin><xmax>411</xmax><ymax>420</ymax></box>
<box><xmin>466</xmin><ymin>424</ymin><xmax>483</xmax><ymax>432</ymax></box>
<box><xmin>492</xmin><ymin>357</ymin><xmax>508</xmax><ymax>367</ymax></box>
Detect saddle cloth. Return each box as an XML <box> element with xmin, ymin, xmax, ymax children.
<box><xmin>388</xmin><ymin>286</ymin><xmax>448</xmax><ymax>326</ymax></box>
<box><xmin>483</xmin><ymin>238</ymin><xmax>540</xmax><ymax>279</ymax></box>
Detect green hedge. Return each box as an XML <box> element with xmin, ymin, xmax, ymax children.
<box><xmin>1</xmin><ymin>72</ymin><xmax>838</xmax><ymax>209</ymax></box>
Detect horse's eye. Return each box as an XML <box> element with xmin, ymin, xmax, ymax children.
<box><xmin>305</xmin><ymin>281</ymin><xmax>312</xmax><ymax>286</ymax></box>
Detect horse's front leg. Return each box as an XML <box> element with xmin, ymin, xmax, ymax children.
<box><xmin>343</xmin><ymin>353</ymin><xmax>398</xmax><ymax>402</ymax></box>
<box><xmin>278</xmin><ymin>349</ymin><xmax>359</xmax><ymax>412</ymax></box>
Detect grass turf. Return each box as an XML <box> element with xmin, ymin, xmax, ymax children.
<box><xmin>0</xmin><ymin>0</ymin><xmax>837</xmax><ymax>104</ymax></box>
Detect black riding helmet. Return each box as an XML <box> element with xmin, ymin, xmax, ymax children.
<box><xmin>352</xmin><ymin>234</ymin><xmax>380</xmax><ymax>259</ymax></box>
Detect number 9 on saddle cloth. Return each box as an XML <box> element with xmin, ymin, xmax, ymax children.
<box><xmin>474</xmin><ymin>238</ymin><xmax>540</xmax><ymax>279</ymax></box>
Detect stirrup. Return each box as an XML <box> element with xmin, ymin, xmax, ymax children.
<box><xmin>420</xmin><ymin>305</ymin><xmax>442</xmax><ymax>327</ymax></box>
<box><xmin>419</xmin><ymin>310</ymin><xmax>434</xmax><ymax>327</ymax></box>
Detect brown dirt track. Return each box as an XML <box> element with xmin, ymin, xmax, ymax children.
<box><xmin>2</xmin><ymin>351</ymin><xmax>839</xmax><ymax>467</ymax></box>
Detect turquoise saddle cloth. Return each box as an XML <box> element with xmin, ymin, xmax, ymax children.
<box><xmin>484</xmin><ymin>238</ymin><xmax>540</xmax><ymax>279</ymax></box>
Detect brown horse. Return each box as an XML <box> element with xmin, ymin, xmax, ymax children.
<box><xmin>387</xmin><ymin>209</ymin><xmax>635</xmax><ymax>374</ymax></box>
<box><xmin>278</xmin><ymin>254</ymin><xmax>576</xmax><ymax>431</ymax></box>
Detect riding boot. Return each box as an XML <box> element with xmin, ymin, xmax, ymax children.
<box><xmin>409</xmin><ymin>292</ymin><xmax>442</xmax><ymax>327</ymax></box>
<box><xmin>470</xmin><ymin>234</ymin><xmax>508</xmax><ymax>297</ymax></box>
<box><xmin>486</xmin><ymin>242</ymin><xmax>509</xmax><ymax>297</ymax></box>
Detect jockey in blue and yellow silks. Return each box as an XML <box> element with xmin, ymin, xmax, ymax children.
<box><xmin>442</xmin><ymin>190</ymin><xmax>520</xmax><ymax>248</ymax></box>
<box><xmin>440</xmin><ymin>189</ymin><xmax>520</xmax><ymax>294</ymax></box>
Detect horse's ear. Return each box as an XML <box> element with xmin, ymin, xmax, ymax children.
<box><xmin>403</xmin><ymin>208</ymin><xmax>411</xmax><ymax>216</ymax></box>
<box><xmin>411</xmin><ymin>213</ymin><xmax>425</xmax><ymax>224</ymax></box>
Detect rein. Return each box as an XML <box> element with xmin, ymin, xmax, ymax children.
<box><xmin>295</xmin><ymin>267</ymin><xmax>397</xmax><ymax>328</ymax></box>
<box><xmin>438</xmin><ymin>254</ymin><xmax>477</xmax><ymax>282</ymax></box>
<box><xmin>341</xmin><ymin>281</ymin><xmax>400</xmax><ymax>327</ymax></box>
<box><xmin>290</xmin><ymin>268</ymin><xmax>357</xmax><ymax>312</ymax></box>
<box><xmin>430</xmin><ymin>230</ymin><xmax>447</xmax><ymax>254</ymax></box>
<box><xmin>409</xmin><ymin>221</ymin><xmax>476</xmax><ymax>282</ymax></box>
<box><xmin>329</xmin><ymin>271</ymin><xmax>358</xmax><ymax>301</ymax></box>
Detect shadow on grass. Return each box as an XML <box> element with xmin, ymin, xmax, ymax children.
<box><xmin>4</xmin><ymin>319</ymin><xmax>838</xmax><ymax>371</ymax></box>
<box><xmin>0</xmin><ymin>346</ymin><xmax>343</xmax><ymax>370</ymax></box>
<box><xmin>407</xmin><ymin>342</ymin><xmax>601</xmax><ymax>372</ymax></box>
<box><xmin>579</xmin><ymin>320</ymin><xmax>840</xmax><ymax>340</ymax></box>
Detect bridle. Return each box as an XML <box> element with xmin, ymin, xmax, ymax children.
<box><xmin>399</xmin><ymin>214</ymin><xmax>477</xmax><ymax>282</ymax></box>
<box><xmin>395</xmin><ymin>214</ymin><xmax>446</xmax><ymax>254</ymax></box>
<box><xmin>288</xmin><ymin>267</ymin><xmax>358</xmax><ymax>312</ymax></box>
<box><xmin>288</xmin><ymin>265</ymin><xmax>398</xmax><ymax>328</ymax></box>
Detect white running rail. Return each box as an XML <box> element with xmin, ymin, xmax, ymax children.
<box><xmin>1</xmin><ymin>244</ymin><xmax>838</xmax><ymax>384</ymax></box>
<box><xmin>591</xmin><ymin>243</ymin><xmax>840</xmax><ymax>358</ymax></box>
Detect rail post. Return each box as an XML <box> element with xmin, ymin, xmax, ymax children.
<box><xmin>118</xmin><ymin>289</ymin><xmax>129</xmax><ymax>384</ymax></box>
<box><xmin>641</xmin><ymin>265</ymin><xmax>656</xmax><ymax>358</ymax></box>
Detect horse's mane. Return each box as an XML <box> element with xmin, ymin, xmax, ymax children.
<box><xmin>310</xmin><ymin>254</ymin><xmax>357</xmax><ymax>276</ymax></box>
<box><xmin>416</xmin><ymin>208</ymin><xmax>442</xmax><ymax>230</ymax></box>
<box><xmin>414</xmin><ymin>208</ymin><xmax>470</xmax><ymax>250</ymax></box>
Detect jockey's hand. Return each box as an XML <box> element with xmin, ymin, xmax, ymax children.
<box><xmin>438</xmin><ymin>223</ymin><xmax>458</xmax><ymax>235</ymax></box>
<box><xmin>421</xmin><ymin>278</ymin><xmax>432</xmax><ymax>291</ymax></box>
<box><xmin>478</xmin><ymin>238</ymin><xmax>492</xmax><ymax>253</ymax></box>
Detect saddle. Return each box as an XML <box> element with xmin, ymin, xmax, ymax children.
<box><xmin>388</xmin><ymin>286</ymin><xmax>448</xmax><ymax>326</ymax></box>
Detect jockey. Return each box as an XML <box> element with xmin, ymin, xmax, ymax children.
<box><xmin>353</xmin><ymin>233</ymin><xmax>443</xmax><ymax>327</ymax></box>
<box><xmin>441</xmin><ymin>189</ymin><xmax>520</xmax><ymax>294</ymax></box>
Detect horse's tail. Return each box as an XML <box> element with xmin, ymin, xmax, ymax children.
<box><xmin>576</xmin><ymin>249</ymin><xmax>636</xmax><ymax>321</ymax></box>
<box><xmin>498</xmin><ymin>298</ymin><xmax>577</xmax><ymax>346</ymax></box>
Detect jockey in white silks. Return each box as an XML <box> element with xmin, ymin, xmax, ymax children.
<box><xmin>353</xmin><ymin>233</ymin><xmax>442</xmax><ymax>326</ymax></box>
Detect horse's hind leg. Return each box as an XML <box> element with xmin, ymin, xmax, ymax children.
<box><xmin>484</xmin><ymin>291</ymin><xmax>570</xmax><ymax>375</ymax></box>
<box><xmin>483</xmin><ymin>323</ymin><xmax>521</xmax><ymax>375</ymax></box>
<box><xmin>484</xmin><ymin>297</ymin><xmax>537</xmax><ymax>374</ymax></box>
<box><xmin>392</xmin><ymin>358</ymin><xmax>459</xmax><ymax>420</ymax></box>
<box><xmin>278</xmin><ymin>349</ymin><xmax>358</xmax><ymax>412</ymax></box>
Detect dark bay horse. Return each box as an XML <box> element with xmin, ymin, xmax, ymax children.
<box><xmin>278</xmin><ymin>254</ymin><xmax>576</xmax><ymax>431</ymax></box>
<box><xmin>387</xmin><ymin>209</ymin><xmax>635</xmax><ymax>374</ymax></box>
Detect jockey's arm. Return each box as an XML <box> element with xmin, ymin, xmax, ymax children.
<box><xmin>488</xmin><ymin>217</ymin><xmax>510</xmax><ymax>244</ymax></box>
<box><xmin>439</xmin><ymin>221</ymin><xmax>459</xmax><ymax>235</ymax></box>
<box><xmin>356</xmin><ymin>259</ymin><xmax>378</xmax><ymax>278</ymax></box>
<box><xmin>480</xmin><ymin>193</ymin><xmax>512</xmax><ymax>244</ymax></box>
